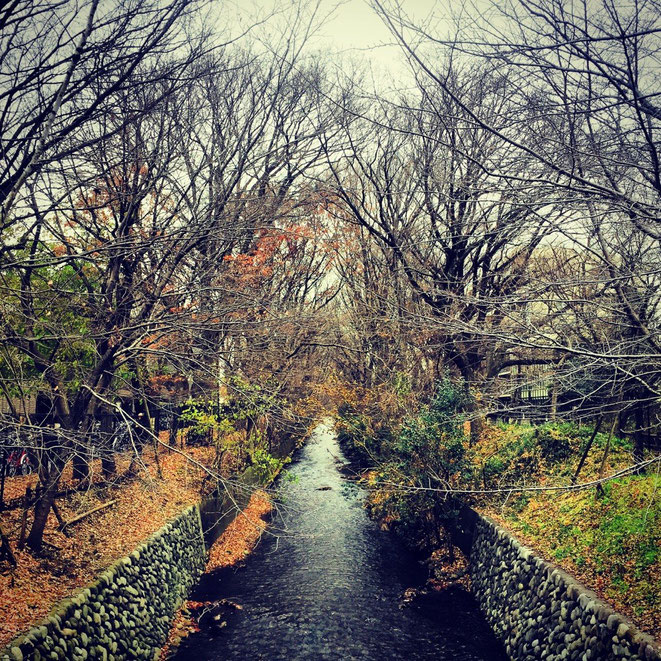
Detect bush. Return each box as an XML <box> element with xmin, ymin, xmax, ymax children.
<box><xmin>249</xmin><ymin>448</ymin><xmax>290</xmax><ymax>485</ymax></box>
<box><xmin>482</xmin><ymin>456</ymin><xmax>506</xmax><ymax>484</ymax></box>
<box><xmin>335</xmin><ymin>376</ymin><xmax>472</xmax><ymax>554</ymax></box>
<box><xmin>491</xmin><ymin>430</ymin><xmax>540</xmax><ymax>477</ymax></box>
<box><xmin>335</xmin><ymin>409</ymin><xmax>394</xmax><ymax>467</ymax></box>
<box><xmin>368</xmin><ymin>377</ymin><xmax>470</xmax><ymax>552</ymax></box>
<box><xmin>181</xmin><ymin>399</ymin><xmax>223</xmax><ymax>446</ymax></box>
<box><xmin>536</xmin><ymin>425</ymin><xmax>572</xmax><ymax>462</ymax></box>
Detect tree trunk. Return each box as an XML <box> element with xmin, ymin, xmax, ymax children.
<box><xmin>633</xmin><ymin>407</ymin><xmax>646</xmax><ymax>467</ymax></box>
<box><xmin>572</xmin><ymin>417</ymin><xmax>602</xmax><ymax>484</ymax></box>
<box><xmin>100</xmin><ymin>414</ymin><xmax>116</xmax><ymax>479</ymax></box>
<box><xmin>458</xmin><ymin>361</ymin><xmax>483</xmax><ymax>446</ymax></box>
<box><xmin>0</xmin><ymin>452</ymin><xmax>6</xmax><ymax>509</ymax></box>
<box><xmin>0</xmin><ymin>524</ymin><xmax>17</xmax><ymax>567</ymax></box>
<box><xmin>72</xmin><ymin>451</ymin><xmax>90</xmax><ymax>482</ymax></box>
<box><xmin>469</xmin><ymin>416</ymin><xmax>483</xmax><ymax>447</ymax></box>
<box><xmin>101</xmin><ymin>454</ymin><xmax>116</xmax><ymax>479</ymax></box>
<box><xmin>596</xmin><ymin>415</ymin><xmax>618</xmax><ymax>498</ymax></box>
<box><xmin>465</xmin><ymin>388</ymin><xmax>483</xmax><ymax>446</ymax></box>
<box><xmin>550</xmin><ymin>377</ymin><xmax>559</xmax><ymax>420</ymax></box>
<box><xmin>26</xmin><ymin>449</ymin><xmax>64</xmax><ymax>552</ymax></box>
<box><xmin>26</xmin><ymin>477</ymin><xmax>57</xmax><ymax>552</ymax></box>
<box><xmin>169</xmin><ymin>411</ymin><xmax>179</xmax><ymax>451</ymax></box>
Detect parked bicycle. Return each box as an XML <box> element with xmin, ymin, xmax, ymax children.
<box><xmin>2</xmin><ymin>448</ymin><xmax>34</xmax><ymax>476</ymax></box>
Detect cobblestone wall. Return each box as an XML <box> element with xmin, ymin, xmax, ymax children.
<box><xmin>470</xmin><ymin>515</ymin><xmax>660</xmax><ymax>661</ymax></box>
<box><xmin>1</xmin><ymin>504</ymin><xmax>206</xmax><ymax>661</ymax></box>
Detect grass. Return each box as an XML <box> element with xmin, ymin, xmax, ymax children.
<box><xmin>474</xmin><ymin>422</ymin><xmax>660</xmax><ymax>637</ymax></box>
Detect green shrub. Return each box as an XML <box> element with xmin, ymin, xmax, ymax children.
<box><xmin>181</xmin><ymin>398</ymin><xmax>223</xmax><ymax>445</ymax></box>
<box><xmin>249</xmin><ymin>448</ymin><xmax>290</xmax><ymax>484</ymax></box>
<box><xmin>372</xmin><ymin>377</ymin><xmax>470</xmax><ymax>551</ymax></box>
<box><xmin>536</xmin><ymin>425</ymin><xmax>572</xmax><ymax>462</ymax></box>
<box><xmin>482</xmin><ymin>456</ymin><xmax>506</xmax><ymax>483</ymax></box>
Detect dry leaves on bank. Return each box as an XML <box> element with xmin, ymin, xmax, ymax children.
<box><xmin>0</xmin><ymin>443</ymin><xmax>215</xmax><ymax>650</ymax></box>
<box><xmin>162</xmin><ymin>491</ymin><xmax>272</xmax><ymax>657</ymax></box>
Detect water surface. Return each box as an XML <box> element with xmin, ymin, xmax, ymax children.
<box><xmin>174</xmin><ymin>423</ymin><xmax>506</xmax><ymax>660</ymax></box>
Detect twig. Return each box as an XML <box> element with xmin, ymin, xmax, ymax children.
<box><xmin>59</xmin><ymin>499</ymin><xmax>117</xmax><ymax>531</ymax></box>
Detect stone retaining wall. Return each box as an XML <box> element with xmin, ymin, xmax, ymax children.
<box><xmin>470</xmin><ymin>515</ymin><xmax>660</xmax><ymax>661</ymax></box>
<box><xmin>2</xmin><ymin>504</ymin><xmax>206</xmax><ymax>661</ymax></box>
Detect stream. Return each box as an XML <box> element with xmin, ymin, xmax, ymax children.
<box><xmin>173</xmin><ymin>422</ymin><xmax>507</xmax><ymax>660</ymax></box>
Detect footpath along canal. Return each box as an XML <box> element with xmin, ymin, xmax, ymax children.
<box><xmin>173</xmin><ymin>423</ymin><xmax>507</xmax><ymax>660</ymax></box>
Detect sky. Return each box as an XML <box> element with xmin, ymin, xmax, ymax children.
<box><xmin>310</xmin><ymin>0</ymin><xmax>440</xmax><ymax>57</ymax></box>
<box><xmin>227</xmin><ymin>0</ymin><xmax>453</xmax><ymax>68</ymax></box>
<box><xmin>219</xmin><ymin>0</ymin><xmax>499</xmax><ymax>96</ymax></box>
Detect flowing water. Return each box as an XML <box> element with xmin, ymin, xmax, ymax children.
<box><xmin>173</xmin><ymin>423</ymin><xmax>507</xmax><ymax>660</ymax></box>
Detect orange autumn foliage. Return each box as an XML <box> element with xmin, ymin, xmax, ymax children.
<box><xmin>205</xmin><ymin>491</ymin><xmax>272</xmax><ymax>572</ymax></box>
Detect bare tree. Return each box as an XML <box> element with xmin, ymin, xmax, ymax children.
<box><xmin>0</xmin><ymin>2</ymin><xmax>346</xmax><ymax>551</ymax></box>
<box><xmin>371</xmin><ymin>0</ymin><xmax>661</xmax><ymax>237</ymax></box>
<box><xmin>0</xmin><ymin>0</ymin><xmax>208</xmax><ymax>233</ymax></box>
<box><xmin>322</xmin><ymin>62</ymin><xmax>558</xmax><ymax>438</ymax></box>
<box><xmin>355</xmin><ymin>0</ymin><xmax>661</xmax><ymax>446</ymax></box>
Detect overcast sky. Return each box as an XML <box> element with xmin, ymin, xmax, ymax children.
<box><xmin>227</xmin><ymin>0</ymin><xmax>449</xmax><ymax>66</ymax></box>
<box><xmin>217</xmin><ymin>0</ymin><xmax>499</xmax><ymax>97</ymax></box>
<box><xmin>311</xmin><ymin>0</ymin><xmax>438</xmax><ymax>55</ymax></box>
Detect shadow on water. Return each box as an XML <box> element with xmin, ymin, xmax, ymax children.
<box><xmin>173</xmin><ymin>423</ymin><xmax>507</xmax><ymax>661</ymax></box>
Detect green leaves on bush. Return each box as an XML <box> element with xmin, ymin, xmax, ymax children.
<box><xmin>249</xmin><ymin>448</ymin><xmax>290</xmax><ymax>484</ymax></box>
<box><xmin>336</xmin><ymin>376</ymin><xmax>471</xmax><ymax>552</ymax></box>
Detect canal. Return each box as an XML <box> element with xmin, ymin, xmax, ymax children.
<box><xmin>173</xmin><ymin>422</ymin><xmax>507</xmax><ymax>660</ymax></box>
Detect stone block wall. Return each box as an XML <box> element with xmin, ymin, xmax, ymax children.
<box><xmin>470</xmin><ymin>515</ymin><xmax>660</xmax><ymax>661</ymax></box>
<box><xmin>2</xmin><ymin>504</ymin><xmax>206</xmax><ymax>661</ymax></box>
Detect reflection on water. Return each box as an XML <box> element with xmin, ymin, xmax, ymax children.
<box><xmin>173</xmin><ymin>423</ymin><xmax>506</xmax><ymax>660</ymax></box>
